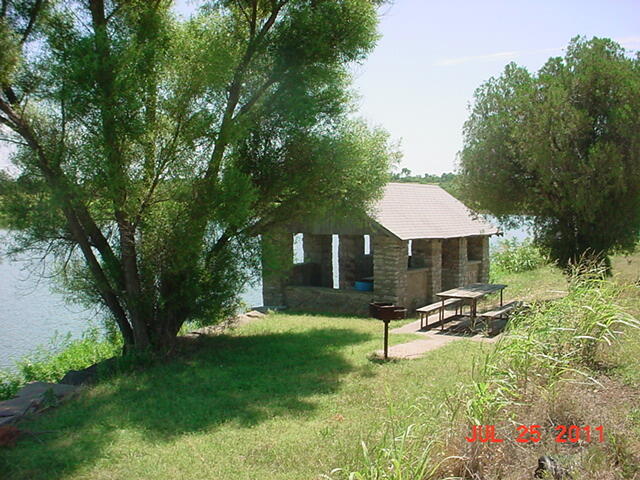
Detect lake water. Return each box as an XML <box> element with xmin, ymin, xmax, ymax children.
<box><xmin>0</xmin><ymin>231</ymin><xmax>96</xmax><ymax>370</ymax></box>
<box><xmin>0</xmin><ymin>230</ymin><xmax>263</xmax><ymax>371</ymax></box>
<box><xmin>0</xmin><ymin>222</ymin><xmax>527</xmax><ymax>371</ymax></box>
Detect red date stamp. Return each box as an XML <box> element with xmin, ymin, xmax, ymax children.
<box><xmin>465</xmin><ymin>424</ymin><xmax>604</xmax><ymax>443</ymax></box>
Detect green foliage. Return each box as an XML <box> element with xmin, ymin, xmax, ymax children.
<box><xmin>0</xmin><ymin>18</ymin><xmax>20</xmax><ymax>83</ymax></box>
<box><xmin>490</xmin><ymin>238</ymin><xmax>548</xmax><ymax>276</ymax></box>
<box><xmin>0</xmin><ymin>1</ymin><xmax>394</xmax><ymax>352</ymax></box>
<box><xmin>0</xmin><ymin>328</ymin><xmax>120</xmax><ymax>401</ymax></box>
<box><xmin>459</xmin><ymin>37</ymin><xmax>640</xmax><ymax>269</ymax></box>
<box><xmin>0</xmin><ymin>369</ymin><xmax>21</xmax><ymax>401</ymax></box>
<box><xmin>326</xmin><ymin>424</ymin><xmax>445</xmax><ymax>480</ymax></box>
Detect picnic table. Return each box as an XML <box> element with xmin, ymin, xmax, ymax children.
<box><xmin>436</xmin><ymin>283</ymin><xmax>507</xmax><ymax>327</ymax></box>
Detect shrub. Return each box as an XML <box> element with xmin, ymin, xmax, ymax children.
<box><xmin>491</xmin><ymin>238</ymin><xmax>548</xmax><ymax>275</ymax></box>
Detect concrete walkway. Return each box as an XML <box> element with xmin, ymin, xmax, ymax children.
<box><xmin>375</xmin><ymin>311</ymin><xmax>504</xmax><ymax>360</ymax></box>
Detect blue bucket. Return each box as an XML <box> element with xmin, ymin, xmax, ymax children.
<box><xmin>354</xmin><ymin>281</ymin><xmax>373</xmax><ymax>291</ymax></box>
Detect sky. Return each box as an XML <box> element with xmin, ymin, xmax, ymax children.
<box><xmin>1</xmin><ymin>0</ymin><xmax>639</xmax><ymax>174</ymax></box>
<box><xmin>352</xmin><ymin>0</ymin><xmax>640</xmax><ymax>174</ymax></box>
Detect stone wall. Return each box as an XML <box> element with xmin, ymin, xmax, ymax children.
<box><xmin>262</xmin><ymin>229</ymin><xmax>492</xmax><ymax>314</ymax></box>
<box><xmin>284</xmin><ymin>286</ymin><xmax>372</xmax><ymax>316</ymax></box>
<box><xmin>261</xmin><ymin>229</ymin><xmax>293</xmax><ymax>307</ymax></box>
<box><xmin>406</xmin><ymin>268</ymin><xmax>429</xmax><ymax>312</ymax></box>
<box><xmin>466</xmin><ymin>261</ymin><xmax>481</xmax><ymax>284</ymax></box>
<box><xmin>373</xmin><ymin>235</ymin><xmax>408</xmax><ymax>306</ymax></box>
<box><xmin>442</xmin><ymin>237</ymin><xmax>467</xmax><ymax>290</ymax></box>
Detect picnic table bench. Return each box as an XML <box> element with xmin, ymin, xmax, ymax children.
<box><xmin>477</xmin><ymin>301</ymin><xmax>524</xmax><ymax>320</ymax></box>
<box><xmin>437</xmin><ymin>283</ymin><xmax>507</xmax><ymax>328</ymax></box>
<box><xmin>477</xmin><ymin>301</ymin><xmax>525</xmax><ymax>334</ymax></box>
<box><xmin>417</xmin><ymin>298</ymin><xmax>462</xmax><ymax>329</ymax></box>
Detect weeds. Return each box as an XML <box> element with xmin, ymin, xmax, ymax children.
<box><xmin>334</xmin><ymin>268</ymin><xmax>640</xmax><ymax>479</ymax></box>
<box><xmin>445</xmin><ymin>269</ymin><xmax>640</xmax><ymax>478</ymax></box>
<box><xmin>324</xmin><ymin>423</ymin><xmax>451</xmax><ymax>480</ymax></box>
<box><xmin>0</xmin><ymin>328</ymin><xmax>120</xmax><ymax>400</ymax></box>
<box><xmin>491</xmin><ymin>239</ymin><xmax>548</xmax><ymax>277</ymax></box>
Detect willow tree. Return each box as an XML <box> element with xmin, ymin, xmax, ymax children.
<box><xmin>0</xmin><ymin>0</ymin><xmax>393</xmax><ymax>352</ymax></box>
<box><xmin>459</xmin><ymin>37</ymin><xmax>640</xmax><ymax>269</ymax></box>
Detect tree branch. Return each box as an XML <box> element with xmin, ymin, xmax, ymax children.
<box><xmin>250</xmin><ymin>0</ymin><xmax>258</xmax><ymax>37</ymax></box>
<box><xmin>203</xmin><ymin>0</ymin><xmax>288</xmax><ymax>181</ymax></box>
<box><xmin>234</xmin><ymin>74</ymin><xmax>278</xmax><ymax>120</ymax></box>
<box><xmin>0</xmin><ymin>135</ymin><xmax>28</xmax><ymax>146</ymax></box>
<box><xmin>235</xmin><ymin>0</ymin><xmax>251</xmax><ymax>31</ymax></box>
<box><xmin>0</xmin><ymin>95</ymin><xmax>128</xmax><ymax>302</ymax></box>
<box><xmin>2</xmin><ymin>86</ymin><xmax>18</xmax><ymax>105</ymax></box>
<box><xmin>88</xmin><ymin>0</ymin><xmax>149</xmax><ymax>348</ymax></box>
<box><xmin>0</xmin><ymin>113</ymin><xmax>16</xmax><ymax>129</ymax></box>
<box><xmin>20</xmin><ymin>0</ymin><xmax>45</xmax><ymax>45</ymax></box>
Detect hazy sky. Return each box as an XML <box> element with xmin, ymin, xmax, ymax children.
<box><xmin>353</xmin><ymin>0</ymin><xmax>639</xmax><ymax>174</ymax></box>
<box><xmin>1</xmin><ymin>0</ymin><xmax>638</xmax><ymax>174</ymax></box>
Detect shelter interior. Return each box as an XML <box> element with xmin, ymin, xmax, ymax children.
<box><xmin>262</xmin><ymin>232</ymin><xmax>492</xmax><ymax>316</ymax></box>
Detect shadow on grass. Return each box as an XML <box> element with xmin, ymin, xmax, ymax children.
<box><xmin>2</xmin><ymin>328</ymin><xmax>372</xmax><ymax>480</ymax></box>
<box><xmin>282</xmin><ymin>309</ymin><xmax>371</xmax><ymax>319</ymax></box>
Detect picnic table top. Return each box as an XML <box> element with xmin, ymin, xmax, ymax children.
<box><xmin>436</xmin><ymin>283</ymin><xmax>507</xmax><ymax>300</ymax></box>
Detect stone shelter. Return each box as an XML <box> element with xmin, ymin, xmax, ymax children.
<box><xmin>261</xmin><ymin>183</ymin><xmax>499</xmax><ymax>316</ymax></box>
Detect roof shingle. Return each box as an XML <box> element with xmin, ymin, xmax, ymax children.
<box><xmin>371</xmin><ymin>183</ymin><xmax>499</xmax><ymax>240</ymax></box>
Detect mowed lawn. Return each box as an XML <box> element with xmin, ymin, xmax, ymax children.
<box><xmin>1</xmin><ymin>314</ymin><xmax>485</xmax><ymax>480</ymax></box>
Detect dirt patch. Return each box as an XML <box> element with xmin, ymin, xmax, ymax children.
<box><xmin>437</xmin><ymin>375</ymin><xmax>640</xmax><ymax>479</ymax></box>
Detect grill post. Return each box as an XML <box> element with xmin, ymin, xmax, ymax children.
<box><xmin>383</xmin><ymin>318</ymin><xmax>390</xmax><ymax>360</ymax></box>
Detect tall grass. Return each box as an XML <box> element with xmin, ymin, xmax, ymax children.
<box><xmin>333</xmin><ymin>269</ymin><xmax>640</xmax><ymax>479</ymax></box>
<box><xmin>481</xmin><ymin>270</ymin><xmax>638</xmax><ymax>398</ymax></box>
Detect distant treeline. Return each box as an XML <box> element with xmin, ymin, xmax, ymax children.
<box><xmin>391</xmin><ymin>169</ymin><xmax>459</xmax><ymax>197</ymax></box>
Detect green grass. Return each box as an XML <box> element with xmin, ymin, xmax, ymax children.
<box><xmin>0</xmin><ymin>314</ymin><xmax>484</xmax><ymax>480</ymax></box>
<box><xmin>475</xmin><ymin>263</ymin><xmax>567</xmax><ymax>314</ymax></box>
<box><xmin>3</xmin><ymin>249</ymin><xmax>638</xmax><ymax>480</ymax></box>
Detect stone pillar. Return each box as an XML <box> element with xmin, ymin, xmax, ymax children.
<box><xmin>373</xmin><ymin>234</ymin><xmax>408</xmax><ymax>305</ymax></box>
<box><xmin>261</xmin><ymin>229</ymin><xmax>293</xmax><ymax>307</ymax></box>
<box><xmin>442</xmin><ymin>237</ymin><xmax>467</xmax><ymax>290</ymax></box>
<box><xmin>339</xmin><ymin>235</ymin><xmax>364</xmax><ymax>289</ymax></box>
<box><xmin>426</xmin><ymin>239</ymin><xmax>442</xmax><ymax>301</ymax></box>
<box><xmin>479</xmin><ymin>236</ymin><xmax>490</xmax><ymax>283</ymax></box>
<box><xmin>303</xmin><ymin>233</ymin><xmax>333</xmax><ymax>287</ymax></box>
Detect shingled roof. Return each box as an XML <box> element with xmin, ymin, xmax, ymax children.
<box><xmin>371</xmin><ymin>183</ymin><xmax>499</xmax><ymax>240</ymax></box>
